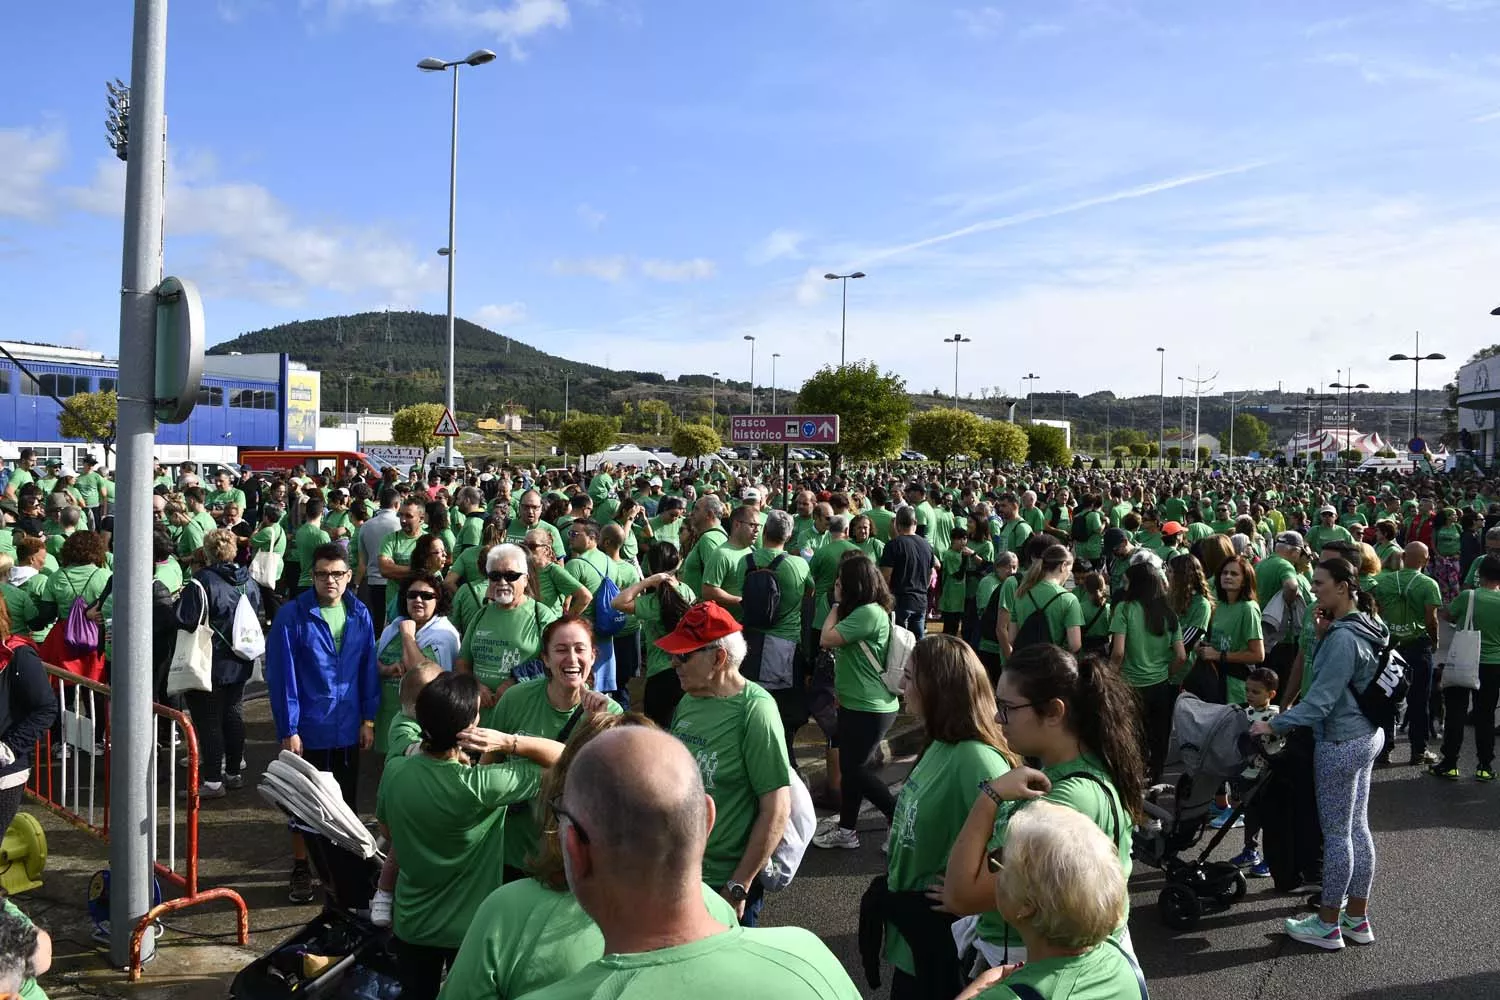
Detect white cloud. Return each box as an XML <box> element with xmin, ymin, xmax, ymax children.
<box><xmin>474</xmin><ymin>301</ymin><xmax>527</xmax><ymax>327</ymax></box>
<box><xmin>424</xmin><ymin>0</ymin><xmax>570</xmax><ymax>57</ymax></box>
<box><xmin>552</xmin><ymin>255</ymin><xmax>629</xmax><ymax>281</ymax></box>
<box><xmin>0</xmin><ymin>127</ymin><xmax>66</xmax><ymax>221</ymax></box>
<box><xmin>639</xmin><ymin>257</ymin><xmax>715</xmax><ymax>281</ymax></box>
<box><xmin>576</xmin><ymin>202</ymin><xmax>606</xmax><ymax>229</ymax></box>
<box><xmin>747</xmin><ymin>228</ymin><xmax>805</xmax><ymax>265</ymax></box>
<box><xmin>955</xmin><ymin>6</ymin><xmax>1005</xmax><ymax>39</ymax></box>
<box><xmin>66</xmin><ymin>156</ymin><xmax>441</xmax><ymax>306</ymax></box>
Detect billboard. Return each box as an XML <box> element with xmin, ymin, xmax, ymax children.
<box><xmin>284</xmin><ymin>369</ymin><xmax>320</xmax><ymax>451</ymax></box>
<box><xmin>729</xmin><ymin>414</ymin><xmax>840</xmax><ymax>445</ymax></box>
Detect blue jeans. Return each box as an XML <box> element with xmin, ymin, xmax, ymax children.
<box><xmin>739</xmin><ymin>879</ymin><xmax>767</xmax><ymax>927</ymax></box>
<box><xmin>894</xmin><ymin>595</ymin><xmax>927</xmax><ymax>640</ymax></box>
<box><xmin>1391</xmin><ymin>637</ymin><xmax>1433</xmax><ymax>754</ymax></box>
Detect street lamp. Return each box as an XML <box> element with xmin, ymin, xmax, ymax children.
<box><xmin>1177</xmin><ymin>376</ymin><xmax>1186</xmax><ymax>462</ymax></box>
<box><xmin>418</xmin><ymin>47</ymin><xmax>497</xmax><ymax>466</ymax></box>
<box><xmin>744</xmin><ymin>335</ymin><xmax>756</xmax><ymax>415</ymax></box>
<box><xmin>1329</xmin><ymin>375</ymin><xmax>1370</xmax><ymax>467</ymax></box>
<box><xmin>1389</xmin><ymin>333</ymin><xmax>1445</xmax><ymax>446</ymax></box>
<box><xmin>771</xmin><ymin>352</ymin><xmax>780</xmax><ymax>415</ymax></box>
<box><xmin>1021</xmin><ymin>373</ymin><xmax>1040</xmax><ymax>423</ymax></box>
<box><xmin>943</xmin><ymin>334</ymin><xmax>972</xmax><ymax>402</ymax></box>
<box><xmin>1156</xmin><ymin>347</ymin><xmax>1165</xmax><ymax>470</ymax></box>
<box><xmin>824</xmin><ymin>271</ymin><xmax>865</xmax><ymax>365</ymax></box>
<box><xmin>711</xmin><ymin>371</ymin><xmax>719</xmax><ymax>431</ymax></box>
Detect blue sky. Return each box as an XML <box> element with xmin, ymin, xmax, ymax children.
<box><xmin>7</xmin><ymin>0</ymin><xmax>1500</xmax><ymax>400</ymax></box>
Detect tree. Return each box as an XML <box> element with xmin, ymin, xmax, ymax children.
<box><xmin>1026</xmin><ymin>424</ymin><xmax>1071</xmax><ymax>466</ymax></box>
<box><xmin>796</xmin><ymin>362</ymin><xmax>910</xmax><ymax>471</ymax></box>
<box><xmin>1227</xmin><ymin>412</ymin><xmax>1270</xmax><ymax>456</ymax></box>
<box><xmin>56</xmin><ymin>390</ymin><xmax>118</xmax><ymax>462</ymax></box>
<box><xmin>908</xmin><ymin>408</ymin><xmax>983</xmax><ymax>476</ymax></box>
<box><xmin>637</xmin><ymin>399</ymin><xmax>676</xmax><ymax>436</ymax></box>
<box><xmin>558</xmin><ymin>415</ymin><xmax>617</xmax><ymax>470</ymax></box>
<box><xmin>978</xmin><ymin>421</ymin><xmax>1029</xmax><ymax>467</ymax></box>
<box><xmin>392</xmin><ymin>402</ymin><xmax>448</xmax><ymax>459</ymax></box>
<box><xmin>671</xmin><ymin>423</ymin><xmax>721</xmax><ymax>462</ymax></box>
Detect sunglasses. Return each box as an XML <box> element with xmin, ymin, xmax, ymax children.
<box><xmin>406</xmin><ymin>590</ymin><xmax>438</xmax><ymax>602</ymax></box>
<box><xmin>550</xmin><ymin>794</ymin><xmax>590</xmax><ymax>844</ymax></box>
<box><xmin>488</xmin><ymin>570</ymin><xmax>525</xmax><ymax>583</ymax></box>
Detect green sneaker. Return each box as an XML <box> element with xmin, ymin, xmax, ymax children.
<box><xmin>1428</xmin><ymin>763</ymin><xmax>1460</xmax><ymax>781</ymax></box>
<box><xmin>1477</xmin><ymin>768</ymin><xmax>1496</xmax><ymax>783</ymax></box>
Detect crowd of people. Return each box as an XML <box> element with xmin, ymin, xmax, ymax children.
<box><xmin>3</xmin><ymin>444</ymin><xmax>1500</xmax><ymax>998</ymax></box>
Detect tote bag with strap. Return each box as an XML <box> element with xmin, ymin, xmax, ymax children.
<box><xmin>1443</xmin><ymin>590</ymin><xmax>1483</xmax><ymax>691</ymax></box>
<box><xmin>167</xmin><ymin>579</ymin><xmax>215</xmax><ymax>695</ymax></box>
<box><xmin>250</xmin><ymin>527</ymin><xmax>283</xmax><ymax>589</ymax></box>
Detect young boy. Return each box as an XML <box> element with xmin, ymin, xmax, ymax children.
<box><xmin>937</xmin><ymin>528</ymin><xmax>971</xmax><ymax>636</ymax></box>
<box><xmin>370</xmin><ymin>661</ymin><xmax>444</xmax><ymax>925</ymax></box>
<box><xmin>1229</xmin><ymin>667</ymin><xmax>1282</xmax><ymax>877</ymax></box>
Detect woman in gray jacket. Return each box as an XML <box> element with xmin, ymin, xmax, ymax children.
<box><xmin>1253</xmin><ymin>557</ymin><xmax>1382</xmax><ymax>953</ymax></box>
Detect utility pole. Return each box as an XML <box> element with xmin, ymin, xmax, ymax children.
<box><xmin>1181</xmin><ymin>367</ymin><xmax>1217</xmax><ymax>467</ymax></box>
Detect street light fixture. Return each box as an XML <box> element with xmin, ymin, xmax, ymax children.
<box><xmin>824</xmin><ymin>271</ymin><xmax>865</xmax><ymax>365</ymax></box>
<box><xmin>942</xmin><ymin>335</ymin><xmax>972</xmax><ymax>402</ymax></box>
<box><xmin>1156</xmin><ymin>347</ymin><xmax>1165</xmax><ymax>470</ymax></box>
<box><xmin>1021</xmin><ymin>373</ymin><xmax>1040</xmax><ymax>423</ymax></box>
<box><xmin>771</xmin><ymin>353</ymin><xmax>780</xmax><ymax>415</ymax></box>
<box><xmin>1388</xmin><ymin>332</ymin><xmax>1445</xmax><ymax>446</ymax></box>
<box><xmin>417</xmin><ymin>48</ymin><xmax>497</xmax><ymax>466</ymax></box>
<box><xmin>1329</xmin><ymin>375</ymin><xmax>1370</xmax><ymax>467</ymax></box>
<box><xmin>743</xmin><ymin>335</ymin><xmax>756</xmax><ymax>415</ymax></box>
<box><xmin>711</xmin><ymin>371</ymin><xmax>719</xmax><ymax>432</ymax></box>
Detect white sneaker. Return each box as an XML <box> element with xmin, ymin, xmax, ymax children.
<box><xmin>812</xmin><ymin>826</ymin><xmax>860</xmax><ymax>850</ymax></box>
<box><xmin>881</xmin><ymin>831</ymin><xmax>891</xmax><ymax>856</ymax></box>
<box><xmin>369</xmin><ymin>888</ymin><xmax>393</xmax><ymax>927</ymax></box>
<box><xmin>815</xmin><ymin>815</ymin><xmax>841</xmax><ymax>836</ymax></box>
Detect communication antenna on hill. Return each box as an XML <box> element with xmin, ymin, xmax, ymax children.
<box><xmin>337</xmin><ymin>317</ymin><xmax>343</xmax><ymax>346</ymax></box>
<box><xmin>385</xmin><ymin>308</ymin><xmax>394</xmax><ymax>373</ymax></box>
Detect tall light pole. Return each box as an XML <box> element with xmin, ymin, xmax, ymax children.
<box><xmin>943</xmin><ymin>334</ymin><xmax>972</xmax><ymax>402</ymax></box>
<box><xmin>1177</xmin><ymin>376</ymin><xmax>1186</xmax><ymax>463</ymax></box>
<box><xmin>343</xmin><ymin>375</ymin><xmax>351</xmax><ymax>418</ymax></box>
<box><xmin>1330</xmin><ymin>374</ymin><xmax>1369</xmax><ymax>466</ymax></box>
<box><xmin>711</xmin><ymin>371</ymin><xmax>719</xmax><ymax>431</ymax></box>
<box><xmin>824</xmin><ymin>271</ymin><xmax>865</xmax><ymax>365</ymax></box>
<box><xmin>771</xmin><ymin>352</ymin><xmax>780</xmax><ymax>415</ymax></box>
<box><xmin>1226</xmin><ymin>389</ymin><xmax>1255</xmax><ymax>461</ymax></box>
<box><xmin>743</xmin><ymin>335</ymin><xmax>756</xmax><ymax>415</ymax></box>
<box><xmin>1156</xmin><ymin>346</ymin><xmax>1165</xmax><ymax>470</ymax></box>
<box><xmin>1388</xmin><ymin>332</ymin><xmax>1445</xmax><ymax>447</ymax></box>
<box><xmin>1182</xmin><ymin>367</ymin><xmax>1217</xmax><ymax>467</ymax></box>
<box><xmin>418</xmin><ymin>47</ymin><xmax>497</xmax><ymax>466</ymax></box>
<box><xmin>1021</xmin><ymin>373</ymin><xmax>1040</xmax><ymax>423</ymax></box>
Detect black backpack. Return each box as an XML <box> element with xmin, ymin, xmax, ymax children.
<box><xmin>1347</xmin><ymin>630</ymin><xmax>1410</xmax><ymax>731</ymax></box>
<box><xmin>741</xmin><ymin>552</ymin><xmax>787</xmax><ymax>630</ymax></box>
<box><xmin>979</xmin><ymin>583</ymin><xmax>1005</xmax><ymax>646</ymax></box>
<box><xmin>1013</xmin><ymin>590</ymin><xmax>1065</xmax><ymax>650</ymax></box>
<box><xmin>1071</xmin><ymin>511</ymin><xmax>1092</xmax><ymax>543</ymax></box>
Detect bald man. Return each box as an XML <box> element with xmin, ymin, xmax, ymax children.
<box><xmin>530</xmin><ymin>727</ymin><xmax>858</xmax><ymax>1000</ymax></box>
<box><xmin>1368</xmin><ymin>542</ymin><xmax>1442</xmax><ymax>765</ymax></box>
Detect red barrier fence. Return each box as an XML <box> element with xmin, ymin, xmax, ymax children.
<box><xmin>28</xmin><ymin>665</ymin><xmax>249</xmax><ymax>981</ymax></box>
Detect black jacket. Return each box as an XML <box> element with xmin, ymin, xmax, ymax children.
<box><xmin>0</xmin><ymin>643</ymin><xmax>58</xmax><ymax>783</ymax></box>
<box><xmin>176</xmin><ymin>562</ymin><xmax>263</xmax><ymax>686</ymax></box>
<box><xmin>857</xmin><ymin>875</ymin><xmax>961</xmax><ymax>998</ymax></box>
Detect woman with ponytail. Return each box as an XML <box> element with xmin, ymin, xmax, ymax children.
<box><xmin>1001</xmin><ymin>543</ymin><xmax>1083</xmax><ymax>654</ymax></box>
<box><xmin>941</xmin><ymin>644</ymin><xmax>1145</xmax><ymax>975</ymax></box>
<box><xmin>1251</xmin><ymin>557</ymin><xmax>1385</xmax><ymax>952</ymax></box>
<box><xmin>610</xmin><ymin>541</ymin><xmax>695</xmax><ymax>727</ymax></box>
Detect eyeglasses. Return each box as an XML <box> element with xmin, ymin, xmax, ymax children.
<box><xmin>994</xmin><ymin>700</ymin><xmax>1035</xmax><ymax>724</ymax></box>
<box><xmin>671</xmin><ymin>647</ymin><xmax>707</xmax><ymax>665</ymax></box>
<box><xmin>312</xmin><ymin>570</ymin><xmax>349</xmax><ymax>582</ymax></box>
<box><xmin>522</xmin><ymin>542</ymin><xmax>546</xmax><ymax>551</ymax></box>
<box><xmin>406</xmin><ymin>591</ymin><xmax>438</xmax><ymax>602</ymax></box>
<box><xmin>986</xmin><ymin>845</ymin><xmax>1005</xmax><ymax>874</ymax></box>
<box><xmin>488</xmin><ymin>570</ymin><xmax>525</xmax><ymax>583</ymax></box>
<box><xmin>550</xmin><ymin>794</ymin><xmax>590</xmax><ymax>844</ymax></box>
<box><xmin>521</xmin><ymin>504</ymin><xmax>543</xmax><ymax>511</ymax></box>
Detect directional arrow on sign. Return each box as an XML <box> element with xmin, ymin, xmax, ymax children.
<box><xmin>818</xmin><ymin>421</ymin><xmax>835</xmax><ymax>437</ymax></box>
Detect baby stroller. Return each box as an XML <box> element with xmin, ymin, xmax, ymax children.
<box><xmin>1136</xmin><ymin>694</ymin><xmax>1272</xmax><ymax>931</ymax></box>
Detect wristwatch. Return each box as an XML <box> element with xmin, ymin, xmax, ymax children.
<box><xmin>725</xmin><ymin>881</ymin><xmax>749</xmax><ymax>903</ymax></box>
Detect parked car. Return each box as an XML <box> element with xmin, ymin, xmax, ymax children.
<box><xmin>900</xmin><ymin>450</ymin><xmax>928</xmax><ymax>461</ymax></box>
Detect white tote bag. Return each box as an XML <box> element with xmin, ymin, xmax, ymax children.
<box><xmin>249</xmin><ymin>527</ymin><xmax>283</xmax><ymax>589</ymax></box>
<box><xmin>1443</xmin><ymin>590</ymin><xmax>1483</xmax><ymax>691</ymax></box>
<box><xmin>167</xmin><ymin>580</ymin><xmax>215</xmax><ymax>695</ymax></box>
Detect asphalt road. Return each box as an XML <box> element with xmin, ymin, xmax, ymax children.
<box><xmin>765</xmin><ymin>728</ymin><xmax>1500</xmax><ymax>1000</ymax></box>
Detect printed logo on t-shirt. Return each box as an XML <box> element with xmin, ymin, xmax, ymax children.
<box><xmin>891</xmin><ymin>776</ymin><xmax>921</xmax><ymax>850</ymax></box>
<box><xmin>695</xmin><ymin>750</ymin><xmax>720</xmax><ymax>790</ymax></box>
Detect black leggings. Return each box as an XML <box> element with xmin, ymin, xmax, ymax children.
<box><xmin>393</xmin><ymin>939</ymin><xmax>457</xmax><ymax>1000</ymax></box>
<box><xmin>184</xmin><ymin>680</ymin><xmax>247</xmax><ymax>784</ymax></box>
<box><xmin>838</xmin><ymin>707</ymin><xmax>897</xmax><ymax>830</ymax></box>
<box><xmin>0</xmin><ymin>785</ymin><xmax>25</xmax><ymax>838</ymax></box>
<box><xmin>643</xmin><ymin>670</ymin><xmax>685</xmax><ymax>730</ymax></box>
<box><xmin>1135</xmin><ymin>681</ymin><xmax>1177</xmax><ymax>783</ymax></box>
<box><xmin>1440</xmin><ymin>663</ymin><xmax>1500</xmax><ymax>770</ymax></box>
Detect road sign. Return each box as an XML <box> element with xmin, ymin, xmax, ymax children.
<box><xmin>1409</xmin><ymin>437</ymin><xmax>1426</xmax><ymax>454</ymax></box>
<box><xmin>433</xmin><ymin>408</ymin><xmax>461</xmax><ymax>437</ymax></box>
<box><xmin>729</xmin><ymin>414</ymin><xmax>840</xmax><ymax>445</ymax></box>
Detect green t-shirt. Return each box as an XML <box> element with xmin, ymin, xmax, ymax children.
<box><xmin>375</xmin><ymin>753</ymin><xmax>539</xmax><ymax>948</ymax></box>
<box><xmin>1208</xmin><ymin>598</ymin><xmax>1263</xmax><ymax>704</ymax></box>
<box><xmin>385</xmin><ymin>713</ymin><xmax>422</xmax><ymax>760</ymax></box>
<box><xmin>669</xmin><ymin>683</ymin><xmax>792</xmax><ymax>885</ymax></box>
<box><xmin>318</xmin><ymin>601</ymin><xmax>347</xmax><ymax>651</ymax></box>
<box><xmin>0</xmin><ymin>583</ymin><xmax>37</xmax><ymax>638</ymax></box>
<box><xmin>741</xmin><ymin>549</ymin><xmax>810</xmax><ymax>642</ymax></box>
<box><xmin>1075</xmin><ymin>510</ymin><xmax>1105</xmax><ymax>560</ymax></box>
<box><xmin>3</xmin><ymin>899</ymin><xmax>47</xmax><ymax>1000</ymax></box>
<box><xmin>1369</xmin><ymin>569</ymin><xmax>1440</xmax><ymax>642</ymax></box>
<box><xmin>295</xmin><ymin>521</ymin><xmax>332</xmax><ymax>588</ymax></box>
<box><xmin>867</xmin><ymin>507</ymin><xmax>896</xmax><ymax>541</ymax></box>
<box><xmin>807</xmin><ymin>538</ymin><xmax>861</xmax><ymax>622</ymax></box>
<box><xmin>178</xmin><ymin>510</ymin><xmax>217</xmax><ymax>557</ymax></box>
<box><xmin>153</xmin><ymin>556</ymin><xmax>184</xmax><ymax>597</ymax></box>
<box><xmin>450</xmin><ymin>580</ymin><xmax>489</xmax><ymax>637</ymax></box>
<box><xmin>451</xmin><ymin>544</ymin><xmax>487</xmax><ymax>588</ymax></box>
<box><xmin>457</xmin><ymin>511</ymin><xmax>485</xmax><ymax>552</ymax></box>
<box><xmin>1448</xmin><ymin>588</ymin><xmax>1500</xmax><ymax>664</ymax></box>
<box><xmin>636</xmin><ymin>581</ymin><xmax>698</xmax><ymax>678</ymax></box>
<box><xmin>1305</xmin><ymin>522</ymin><xmax>1354</xmax><ymax>554</ymax></box>
<box><xmin>937</xmin><ymin>548</ymin><xmax>969</xmax><ymax>614</ymax></box>
<box><xmin>460</xmin><ymin>600</ymin><xmax>559</xmax><ymax>693</ymax></box>
<box><xmin>702</xmin><ymin>543</ymin><xmax>755</xmax><ymax>622</ymax></box>
<box><xmin>1008</xmin><ymin>580</ymin><xmax>1083</xmax><ymax>648</ymax></box>
<box><xmin>440</xmin><ymin>878</ymin><xmax>738</xmax><ymax>1000</ymax></box>
<box><xmin>1253</xmin><ymin>554</ymin><xmax>1298</xmax><ymax>607</ymax></box>
<box><xmin>380</xmin><ymin>530</ymin><xmax>421</xmax><ymax>575</ymax></box>
<box><xmin>537</xmin><ymin>561</ymin><xmax>585</xmax><ymax>616</ymax></box>
<box><xmin>251</xmin><ymin>522</ymin><xmax>287</xmax><ymax>556</ymax></box>
<box><xmin>506</xmin><ymin>519</ymin><xmax>566</xmax><ymax>559</ymax></box>
<box><xmin>978</xmin><ymin>940</ymin><xmax>1140</xmax><ymax>1000</ymax></box>
<box><xmin>681</xmin><ymin>527</ymin><xmax>728</xmax><ymax>598</ymax></box>
<box><xmin>832</xmin><ymin>603</ymin><xmax>898</xmax><ymax>713</ymax></box>
<box><xmin>1109</xmin><ymin>601</ymin><xmax>1182</xmax><ymax>688</ymax></box>
<box><xmin>993</xmin><ymin>517</ymin><xmax>1032</xmax><ymax>558</ymax></box>
<box><xmin>206</xmin><ymin>487</ymin><xmax>247</xmax><ymax>512</ymax></box>
<box><xmin>975</xmin><ymin>574</ymin><xmax>1006</xmax><ymax>654</ymax></box>
<box><xmin>519</xmin><ymin>925</ymin><xmax>860</xmax><ymax>1000</ymax></box>
<box><xmin>74</xmin><ymin>470</ymin><xmax>107</xmax><ymax>507</ymax></box>
<box><xmin>885</xmin><ymin>741</ymin><xmax>1010</xmax><ymax>975</ymax></box>
<box><xmin>855</xmin><ymin>536</ymin><xmax>885</xmax><ymax>563</ymax></box>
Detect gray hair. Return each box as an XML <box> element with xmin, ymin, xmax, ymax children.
<box><xmin>827</xmin><ymin>514</ymin><xmax>851</xmax><ymax>536</ymax></box>
<box><xmin>994</xmin><ymin>551</ymin><xmax>1019</xmax><ymax>571</ymax></box>
<box><xmin>762</xmin><ymin>509</ymin><xmax>794</xmax><ymax>544</ymax></box>
<box><xmin>699</xmin><ymin>496</ymin><xmax>725</xmax><ymax>519</ymax></box>
<box><xmin>709</xmin><ymin>630</ymin><xmax>748</xmax><ymax>672</ymax></box>
<box><xmin>486</xmin><ymin>543</ymin><xmax>528</xmax><ymax>574</ymax></box>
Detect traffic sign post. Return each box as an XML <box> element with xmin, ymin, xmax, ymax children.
<box><xmin>433</xmin><ymin>408</ymin><xmax>461</xmax><ymax>437</ymax></box>
<box><xmin>729</xmin><ymin>414</ymin><xmax>840</xmax><ymax>445</ymax></box>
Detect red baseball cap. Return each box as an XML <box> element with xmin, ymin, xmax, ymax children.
<box><xmin>1161</xmin><ymin>521</ymin><xmax>1185</xmax><ymax>536</ymax></box>
<box><xmin>654</xmin><ymin>601</ymin><xmax>743</xmax><ymax>655</ymax></box>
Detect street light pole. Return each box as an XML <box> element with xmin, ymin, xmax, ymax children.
<box><xmin>744</xmin><ymin>335</ymin><xmax>756</xmax><ymax>415</ymax></box>
<box><xmin>943</xmin><ymin>334</ymin><xmax>972</xmax><ymax>402</ymax></box>
<box><xmin>1021</xmin><ymin>373</ymin><xmax>1040</xmax><ymax>423</ymax></box>
<box><xmin>771</xmin><ymin>353</ymin><xmax>780</xmax><ymax>415</ymax></box>
<box><xmin>1388</xmin><ymin>332</ymin><xmax>1445</xmax><ymax>447</ymax></box>
<box><xmin>824</xmin><ymin>271</ymin><xmax>865</xmax><ymax>365</ymax></box>
<box><xmin>419</xmin><ymin>48</ymin><xmax>496</xmax><ymax>467</ymax></box>
<box><xmin>711</xmin><ymin>371</ymin><xmax>719</xmax><ymax>431</ymax></box>
<box><xmin>1177</xmin><ymin>376</ymin><xmax>1186</xmax><ymax>463</ymax></box>
<box><xmin>1156</xmin><ymin>346</ymin><xmax>1165</xmax><ymax>470</ymax></box>
<box><xmin>1330</xmin><ymin>374</ymin><xmax>1370</xmax><ymax>467</ymax></box>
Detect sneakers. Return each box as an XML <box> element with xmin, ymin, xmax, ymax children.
<box><xmin>224</xmin><ymin>773</ymin><xmax>244</xmax><ymax>791</ymax></box>
<box><xmin>1478</xmin><ymin>768</ymin><xmax>1496</xmax><ymax>783</ymax></box>
<box><xmin>812</xmin><ymin>825</ymin><xmax>860</xmax><ymax>850</ymax></box>
<box><xmin>289</xmin><ymin>860</ymin><xmax>315</xmax><ymax>904</ymax></box>
<box><xmin>1283</xmin><ymin>913</ymin><xmax>1344</xmax><ymax>950</ymax></box>
<box><xmin>1247</xmin><ymin>861</ymin><xmax>1272</xmax><ymax>878</ymax></box>
<box><xmin>1339</xmin><ymin>912</ymin><xmax>1375</xmax><ymax>945</ymax></box>
<box><xmin>198</xmin><ymin>782</ymin><xmax>226</xmax><ymax>800</ymax></box>
<box><xmin>1428</xmin><ymin>763</ymin><xmax>1460</xmax><ymax>781</ymax></box>
<box><xmin>369</xmin><ymin>888</ymin><xmax>393</xmax><ymax>927</ymax></box>
<box><xmin>814</xmin><ymin>815</ymin><xmax>841</xmax><ymax>836</ymax></box>
<box><xmin>1209</xmin><ymin>806</ymin><xmax>1244</xmax><ymax>829</ymax></box>
<box><xmin>1408</xmin><ymin>749</ymin><xmax>1439</xmax><ymax>766</ymax></box>
<box><xmin>1228</xmin><ymin>848</ymin><xmax>1262</xmax><ymax>868</ymax></box>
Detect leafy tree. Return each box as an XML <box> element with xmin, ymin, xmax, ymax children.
<box><xmin>797</xmin><ymin>362</ymin><xmax>910</xmax><ymax>471</ymax></box>
<box><xmin>637</xmin><ymin>399</ymin><xmax>676</xmax><ymax>436</ymax></box>
<box><xmin>908</xmin><ymin>408</ymin><xmax>983</xmax><ymax>475</ymax></box>
<box><xmin>978</xmin><ymin>421</ymin><xmax>1029</xmax><ymax>467</ymax></box>
<box><xmin>671</xmin><ymin>423</ymin><xmax>721</xmax><ymax>462</ymax></box>
<box><xmin>1227</xmin><ymin>412</ymin><xmax>1270</xmax><ymax>456</ymax></box>
<box><xmin>1128</xmin><ymin>442</ymin><xmax>1150</xmax><ymax>458</ymax></box>
<box><xmin>320</xmin><ymin>413</ymin><xmax>343</xmax><ymax>428</ymax></box>
<box><xmin>1197</xmin><ymin>446</ymin><xmax>1212</xmax><ymax>464</ymax></box>
<box><xmin>392</xmin><ymin>402</ymin><xmax>448</xmax><ymax>459</ymax></box>
<box><xmin>1167</xmin><ymin>446</ymin><xmax>1182</xmax><ymax>460</ymax></box>
<box><xmin>558</xmin><ymin>415</ymin><xmax>617</xmax><ymax>469</ymax></box>
<box><xmin>57</xmin><ymin>390</ymin><xmax>118</xmax><ymax>461</ymax></box>
<box><xmin>1026</xmin><ymin>424</ymin><xmax>1071</xmax><ymax>466</ymax></box>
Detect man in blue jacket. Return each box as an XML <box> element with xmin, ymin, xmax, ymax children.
<box><xmin>266</xmin><ymin>541</ymin><xmax>378</xmax><ymax>903</ymax></box>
